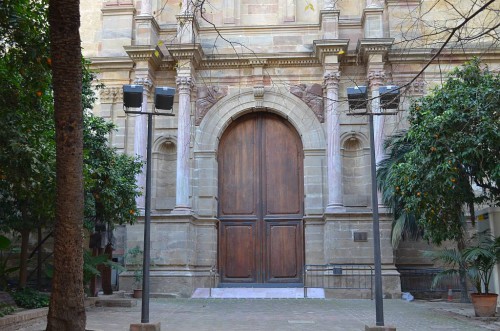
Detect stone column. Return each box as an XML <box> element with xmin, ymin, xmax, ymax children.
<box><xmin>172</xmin><ymin>75</ymin><xmax>194</xmax><ymax>214</ymax></box>
<box><xmin>132</xmin><ymin>77</ymin><xmax>152</xmax><ymax>209</ymax></box>
<box><xmin>324</xmin><ymin>70</ymin><xmax>343</xmax><ymax>213</ymax></box>
<box><xmin>368</xmin><ymin>70</ymin><xmax>386</xmax><ymax>166</ymax></box>
<box><xmin>139</xmin><ymin>0</ymin><xmax>152</xmax><ymax>16</ymax></box>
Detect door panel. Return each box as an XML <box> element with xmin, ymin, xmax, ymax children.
<box><xmin>263</xmin><ymin>115</ymin><xmax>303</xmax><ymax>216</ymax></box>
<box><xmin>218</xmin><ymin>115</ymin><xmax>258</xmax><ymax>216</ymax></box>
<box><xmin>219</xmin><ymin>222</ymin><xmax>258</xmax><ymax>282</ymax></box>
<box><xmin>218</xmin><ymin>112</ymin><xmax>304</xmax><ymax>285</ymax></box>
<box><xmin>265</xmin><ymin>220</ymin><xmax>303</xmax><ymax>283</ymax></box>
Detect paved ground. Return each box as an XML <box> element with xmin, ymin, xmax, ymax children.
<box><xmin>21</xmin><ymin>297</ymin><xmax>500</xmax><ymax>331</ymax></box>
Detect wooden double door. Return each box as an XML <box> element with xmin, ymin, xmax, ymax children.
<box><xmin>218</xmin><ymin>112</ymin><xmax>304</xmax><ymax>286</ymax></box>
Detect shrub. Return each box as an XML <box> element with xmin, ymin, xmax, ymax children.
<box><xmin>11</xmin><ymin>288</ymin><xmax>49</xmax><ymax>309</ymax></box>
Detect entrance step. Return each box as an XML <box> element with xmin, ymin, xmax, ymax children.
<box><xmin>191</xmin><ymin>288</ymin><xmax>324</xmax><ymax>299</ymax></box>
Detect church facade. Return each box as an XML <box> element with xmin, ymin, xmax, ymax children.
<box><xmin>80</xmin><ymin>0</ymin><xmax>500</xmax><ymax>297</ymax></box>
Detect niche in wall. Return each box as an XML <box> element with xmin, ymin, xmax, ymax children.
<box><xmin>153</xmin><ymin>140</ymin><xmax>177</xmax><ymax>211</ymax></box>
<box><xmin>342</xmin><ymin>136</ymin><xmax>370</xmax><ymax>208</ymax></box>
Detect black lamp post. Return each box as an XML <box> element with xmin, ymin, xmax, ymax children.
<box><xmin>123</xmin><ymin>84</ymin><xmax>175</xmax><ymax>324</ymax></box>
<box><xmin>346</xmin><ymin>85</ymin><xmax>400</xmax><ymax>327</ymax></box>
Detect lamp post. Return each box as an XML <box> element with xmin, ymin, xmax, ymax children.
<box><xmin>347</xmin><ymin>85</ymin><xmax>399</xmax><ymax>327</ymax></box>
<box><xmin>123</xmin><ymin>85</ymin><xmax>175</xmax><ymax>324</ymax></box>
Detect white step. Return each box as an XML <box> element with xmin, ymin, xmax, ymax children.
<box><xmin>191</xmin><ymin>287</ymin><xmax>324</xmax><ymax>299</ymax></box>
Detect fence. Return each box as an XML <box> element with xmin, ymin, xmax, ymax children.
<box><xmin>398</xmin><ymin>267</ymin><xmax>462</xmax><ymax>299</ymax></box>
<box><xmin>303</xmin><ymin>264</ymin><xmax>374</xmax><ymax>298</ymax></box>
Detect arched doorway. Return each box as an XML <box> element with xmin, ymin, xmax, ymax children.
<box><xmin>218</xmin><ymin>112</ymin><xmax>304</xmax><ymax>286</ymax></box>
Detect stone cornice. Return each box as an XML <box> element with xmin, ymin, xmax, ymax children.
<box><xmin>124</xmin><ymin>45</ymin><xmax>163</xmax><ymax>68</ymax></box>
<box><xmin>135</xmin><ymin>14</ymin><xmax>160</xmax><ymax>33</ymax></box>
<box><xmin>101</xmin><ymin>1</ymin><xmax>135</xmax><ymax>16</ymax></box>
<box><xmin>166</xmin><ymin>43</ymin><xmax>204</xmax><ymax>67</ymax></box>
<box><xmin>357</xmin><ymin>38</ymin><xmax>394</xmax><ymax>61</ymax></box>
<box><xmin>88</xmin><ymin>56</ymin><xmax>134</xmax><ymax>70</ymax></box>
<box><xmin>313</xmin><ymin>39</ymin><xmax>349</xmax><ymax>65</ymax></box>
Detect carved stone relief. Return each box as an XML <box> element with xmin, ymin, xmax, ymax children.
<box><xmin>290</xmin><ymin>84</ymin><xmax>324</xmax><ymax>123</ymax></box>
<box><xmin>195</xmin><ymin>86</ymin><xmax>228</xmax><ymax>125</ymax></box>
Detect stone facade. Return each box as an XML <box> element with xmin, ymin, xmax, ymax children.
<box><xmin>80</xmin><ymin>0</ymin><xmax>500</xmax><ymax>297</ymax></box>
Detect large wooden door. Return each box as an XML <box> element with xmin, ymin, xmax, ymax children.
<box><xmin>218</xmin><ymin>112</ymin><xmax>304</xmax><ymax>286</ymax></box>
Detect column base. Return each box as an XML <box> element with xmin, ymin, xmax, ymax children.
<box><xmin>171</xmin><ymin>206</ymin><xmax>192</xmax><ymax>215</ymax></box>
<box><xmin>130</xmin><ymin>322</ymin><xmax>161</xmax><ymax>331</ymax></box>
<box><xmin>365</xmin><ymin>325</ymin><xmax>396</xmax><ymax>331</ymax></box>
<box><xmin>325</xmin><ymin>204</ymin><xmax>346</xmax><ymax>213</ymax></box>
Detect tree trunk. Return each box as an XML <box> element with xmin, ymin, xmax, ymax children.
<box><xmin>46</xmin><ymin>1</ymin><xmax>85</xmax><ymax>330</ymax></box>
<box><xmin>18</xmin><ymin>229</ymin><xmax>30</xmax><ymax>288</ymax></box>
<box><xmin>457</xmin><ymin>237</ymin><xmax>471</xmax><ymax>303</ymax></box>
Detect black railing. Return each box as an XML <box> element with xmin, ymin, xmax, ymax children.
<box><xmin>303</xmin><ymin>264</ymin><xmax>374</xmax><ymax>298</ymax></box>
<box><xmin>398</xmin><ymin>267</ymin><xmax>462</xmax><ymax>297</ymax></box>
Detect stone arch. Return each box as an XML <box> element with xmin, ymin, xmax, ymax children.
<box><xmin>193</xmin><ymin>88</ymin><xmax>326</xmax><ymax>217</ymax></box>
<box><xmin>340</xmin><ymin>133</ymin><xmax>370</xmax><ymax>208</ymax></box>
<box><xmin>152</xmin><ymin>136</ymin><xmax>177</xmax><ymax>211</ymax></box>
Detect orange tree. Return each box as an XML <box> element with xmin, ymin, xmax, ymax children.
<box><xmin>381</xmin><ymin>58</ymin><xmax>499</xmax><ymax>245</ymax></box>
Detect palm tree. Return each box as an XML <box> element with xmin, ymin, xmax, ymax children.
<box><xmin>377</xmin><ymin>131</ymin><xmax>421</xmax><ymax>247</ymax></box>
<box><xmin>46</xmin><ymin>0</ymin><xmax>86</xmax><ymax>329</ymax></box>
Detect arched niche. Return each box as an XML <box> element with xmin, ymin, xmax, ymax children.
<box><xmin>341</xmin><ymin>134</ymin><xmax>370</xmax><ymax>208</ymax></box>
<box><xmin>152</xmin><ymin>137</ymin><xmax>177</xmax><ymax>211</ymax></box>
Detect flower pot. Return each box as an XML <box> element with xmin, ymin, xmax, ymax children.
<box><xmin>132</xmin><ymin>288</ymin><xmax>143</xmax><ymax>299</ymax></box>
<box><xmin>470</xmin><ymin>293</ymin><xmax>498</xmax><ymax>317</ymax></box>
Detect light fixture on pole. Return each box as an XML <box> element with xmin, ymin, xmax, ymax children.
<box><xmin>346</xmin><ymin>84</ymin><xmax>400</xmax><ymax>327</ymax></box>
<box><xmin>123</xmin><ymin>85</ymin><xmax>175</xmax><ymax>325</ymax></box>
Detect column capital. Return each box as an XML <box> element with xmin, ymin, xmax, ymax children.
<box><xmin>133</xmin><ymin>77</ymin><xmax>153</xmax><ymax>92</ymax></box>
<box><xmin>368</xmin><ymin>70</ymin><xmax>386</xmax><ymax>87</ymax></box>
<box><xmin>176</xmin><ymin>76</ymin><xmax>194</xmax><ymax>94</ymax></box>
<box><xmin>323</xmin><ymin>71</ymin><xmax>341</xmax><ymax>90</ymax></box>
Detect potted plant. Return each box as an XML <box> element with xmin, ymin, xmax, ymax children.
<box><xmin>125</xmin><ymin>246</ymin><xmax>143</xmax><ymax>299</ymax></box>
<box><xmin>432</xmin><ymin>230</ymin><xmax>500</xmax><ymax>317</ymax></box>
<box><xmin>462</xmin><ymin>231</ymin><xmax>500</xmax><ymax>317</ymax></box>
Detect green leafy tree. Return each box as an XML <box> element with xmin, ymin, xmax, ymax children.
<box><xmin>0</xmin><ymin>0</ymin><xmax>55</xmax><ymax>289</ymax></box>
<box><xmin>380</xmin><ymin>58</ymin><xmax>499</xmax><ymax>245</ymax></box>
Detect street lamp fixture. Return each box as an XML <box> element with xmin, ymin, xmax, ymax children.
<box><xmin>122</xmin><ymin>84</ymin><xmax>175</xmax><ymax>325</ymax></box>
<box><xmin>347</xmin><ymin>84</ymin><xmax>400</xmax><ymax>327</ymax></box>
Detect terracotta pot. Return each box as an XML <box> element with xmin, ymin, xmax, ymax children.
<box><xmin>470</xmin><ymin>293</ymin><xmax>498</xmax><ymax>317</ymax></box>
<box><xmin>132</xmin><ymin>288</ymin><xmax>143</xmax><ymax>299</ymax></box>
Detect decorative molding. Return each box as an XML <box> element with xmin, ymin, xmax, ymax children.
<box><xmin>100</xmin><ymin>86</ymin><xmax>122</xmax><ymax>103</ymax></box>
<box><xmin>124</xmin><ymin>45</ymin><xmax>163</xmax><ymax>68</ymax></box>
<box><xmin>393</xmin><ymin>79</ymin><xmax>426</xmax><ymax>95</ymax></box>
<box><xmin>368</xmin><ymin>70</ymin><xmax>386</xmax><ymax>87</ymax></box>
<box><xmin>167</xmin><ymin>44</ymin><xmax>204</xmax><ymax>67</ymax></box>
<box><xmin>176</xmin><ymin>76</ymin><xmax>194</xmax><ymax>94</ymax></box>
<box><xmin>313</xmin><ymin>39</ymin><xmax>349</xmax><ymax>65</ymax></box>
<box><xmin>132</xmin><ymin>77</ymin><xmax>153</xmax><ymax>94</ymax></box>
<box><xmin>323</xmin><ymin>71</ymin><xmax>341</xmax><ymax>90</ymax></box>
<box><xmin>357</xmin><ymin>38</ymin><xmax>394</xmax><ymax>61</ymax></box>
<box><xmin>195</xmin><ymin>86</ymin><xmax>228</xmax><ymax>125</ymax></box>
<box><xmin>290</xmin><ymin>84</ymin><xmax>324</xmax><ymax>123</ymax></box>
<box><xmin>253</xmin><ymin>85</ymin><xmax>265</xmax><ymax>108</ymax></box>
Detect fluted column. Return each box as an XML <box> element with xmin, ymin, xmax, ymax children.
<box><xmin>368</xmin><ymin>70</ymin><xmax>386</xmax><ymax>166</ymax></box>
<box><xmin>172</xmin><ymin>76</ymin><xmax>194</xmax><ymax>214</ymax></box>
<box><xmin>324</xmin><ymin>70</ymin><xmax>343</xmax><ymax>212</ymax></box>
<box><xmin>133</xmin><ymin>77</ymin><xmax>152</xmax><ymax>209</ymax></box>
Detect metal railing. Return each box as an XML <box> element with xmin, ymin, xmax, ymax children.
<box><xmin>398</xmin><ymin>267</ymin><xmax>461</xmax><ymax>296</ymax></box>
<box><xmin>303</xmin><ymin>264</ymin><xmax>374</xmax><ymax>298</ymax></box>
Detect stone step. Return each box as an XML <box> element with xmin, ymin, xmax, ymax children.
<box><xmin>191</xmin><ymin>287</ymin><xmax>325</xmax><ymax>299</ymax></box>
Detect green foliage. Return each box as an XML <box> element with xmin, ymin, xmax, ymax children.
<box><xmin>430</xmin><ymin>231</ymin><xmax>500</xmax><ymax>294</ymax></box>
<box><xmin>0</xmin><ymin>0</ymin><xmax>55</xmax><ymax>235</ymax></box>
<box><xmin>83</xmin><ymin>112</ymin><xmax>143</xmax><ymax>231</ymax></box>
<box><xmin>0</xmin><ymin>303</ymin><xmax>15</xmax><ymax>317</ymax></box>
<box><xmin>125</xmin><ymin>246</ymin><xmax>144</xmax><ymax>288</ymax></box>
<box><xmin>82</xmin><ymin>250</ymin><xmax>124</xmax><ymax>292</ymax></box>
<box><xmin>0</xmin><ymin>235</ymin><xmax>20</xmax><ymax>290</ymax></box>
<box><xmin>11</xmin><ymin>288</ymin><xmax>49</xmax><ymax>309</ymax></box>
<box><xmin>378</xmin><ymin>58</ymin><xmax>500</xmax><ymax>245</ymax></box>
